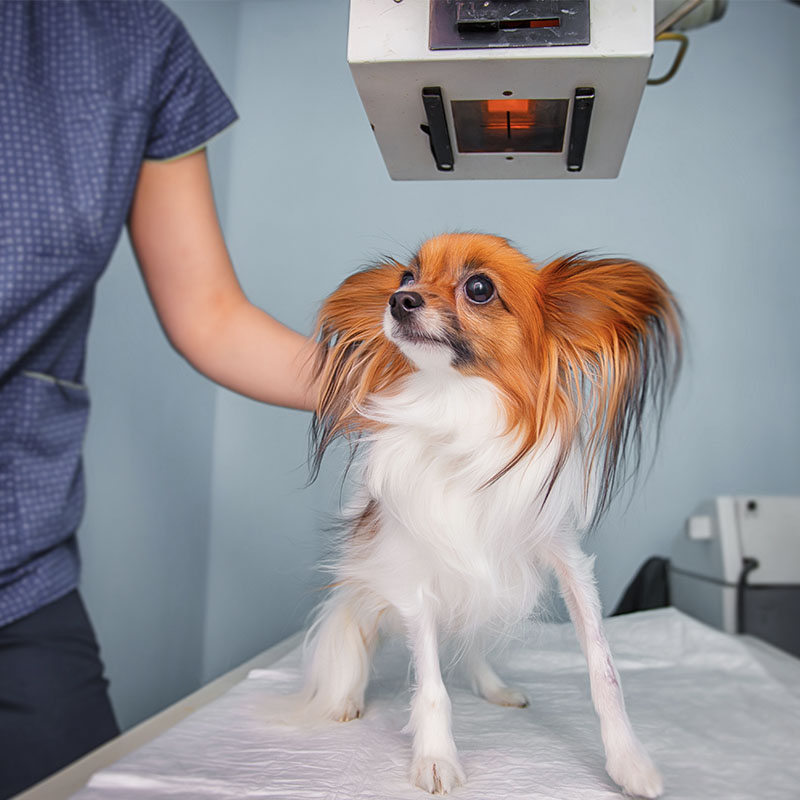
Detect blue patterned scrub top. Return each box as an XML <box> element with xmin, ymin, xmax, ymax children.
<box><xmin>0</xmin><ymin>1</ymin><xmax>237</xmax><ymax>626</ymax></box>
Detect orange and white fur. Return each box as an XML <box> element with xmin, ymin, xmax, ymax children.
<box><xmin>303</xmin><ymin>234</ymin><xmax>681</xmax><ymax>796</ymax></box>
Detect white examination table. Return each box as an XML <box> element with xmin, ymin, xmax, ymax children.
<box><xmin>18</xmin><ymin>608</ymin><xmax>800</xmax><ymax>799</ymax></box>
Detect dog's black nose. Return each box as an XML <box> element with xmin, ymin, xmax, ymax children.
<box><xmin>389</xmin><ymin>290</ymin><xmax>424</xmax><ymax>322</ymax></box>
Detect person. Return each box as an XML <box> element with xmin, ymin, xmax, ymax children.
<box><xmin>0</xmin><ymin>2</ymin><xmax>316</xmax><ymax>796</ymax></box>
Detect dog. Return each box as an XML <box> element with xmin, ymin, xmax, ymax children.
<box><xmin>300</xmin><ymin>233</ymin><xmax>681</xmax><ymax>796</ymax></box>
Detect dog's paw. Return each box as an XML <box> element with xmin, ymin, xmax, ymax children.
<box><xmin>332</xmin><ymin>697</ymin><xmax>363</xmax><ymax>723</ymax></box>
<box><xmin>606</xmin><ymin>745</ymin><xmax>663</xmax><ymax>798</ymax></box>
<box><xmin>411</xmin><ymin>756</ymin><xmax>466</xmax><ymax>795</ymax></box>
<box><xmin>482</xmin><ymin>684</ymin><xmax>529</xmax><ymax>708</ymax></box>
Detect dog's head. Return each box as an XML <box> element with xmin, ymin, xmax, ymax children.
<box><xmin>312</xmin><ymin>233</ymin><xmax>681</xmax><ymax>513</ymax></box>
<box><xmin>380</xmin><ymin>234</ymin><xmax>534</xmax><ymax>374</ymax></box>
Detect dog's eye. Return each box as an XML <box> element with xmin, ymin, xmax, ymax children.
<box><xmin>464</xmin><ymin>274</ymin><xmax>494</xmax><ymax>304</ymax></box>
<box><xmin>399</xmin><ymin>271</ymin><xmax>415</xmax><ymax>288</ymax></box>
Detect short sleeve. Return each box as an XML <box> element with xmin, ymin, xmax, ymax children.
<box><xmin>144</xmin><ymin>3</ymin><xmax>238</xmax><ymax>161</ymax></box>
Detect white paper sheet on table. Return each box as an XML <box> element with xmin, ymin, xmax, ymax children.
<box><xmin>72</xmin><ymin>608</ymin><xmax>800</xmax><ymax>799</ymax></box>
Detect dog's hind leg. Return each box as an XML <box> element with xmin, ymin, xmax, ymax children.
<box><xmin>545</xmin><ymin>537</ymin><xmax>664</xmax><ymax>799</ymax></box>
<box><xmin>303</xmin><ymin>586</ymin><xmax>384</xmax><ymax>722</ymax></box>
<box><xmin>465</xmin><ymin>641</ymin><xmax>529</xmax><ymax>708</ymax></box>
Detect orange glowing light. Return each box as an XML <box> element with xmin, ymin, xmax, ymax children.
<box><xmin>451</xmin><ymin>98</ymin><xmax>568</xmax><ymax>153</ymax></box>
<box><xmin>485</xmin><ymin>99</ymin><xmax>531</xmax><ymax>114</ymax></box>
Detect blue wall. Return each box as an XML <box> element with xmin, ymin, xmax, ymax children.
<box><xmin>80</xmin><ymin>0</ymin><xmax>800</xmax><ymax>729</ymax></box>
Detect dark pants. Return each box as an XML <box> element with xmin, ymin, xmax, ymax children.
<box><xmin>0</xmin><ymin>590</ymin><xmax>119</xmax><ymax>799</ymax></box>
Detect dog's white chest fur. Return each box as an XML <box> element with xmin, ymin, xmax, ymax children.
<box><xmin>352</xmin><ymin>368</ymin><xmax>587</xmax><ymax>630</ymax></box>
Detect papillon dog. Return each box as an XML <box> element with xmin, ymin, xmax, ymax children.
<box><xmin>300</xmin><ymin>233</ymin><xmax>681</xmax><ymax>797</ymax></box>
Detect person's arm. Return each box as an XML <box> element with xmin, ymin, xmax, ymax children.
<box><xmin>127</xmin><ymin>149</ymin><xmax>317</xmax><ymax>411</ymax></box>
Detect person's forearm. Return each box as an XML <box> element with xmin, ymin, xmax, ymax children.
<box><xmin>128</xmin><ymin>150</ymin><xmax>319</xmax><ymax>412</ymax></box>
<box><xmin>172</xmin><ymin>294</ymin><xmax>318</xmax><ymax>411</ymax></box>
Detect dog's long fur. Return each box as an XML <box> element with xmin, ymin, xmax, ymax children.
<box><xmin>298</xmin><ymin>233</ymin><xmax>681</xmax><ymax>796</ymax></box>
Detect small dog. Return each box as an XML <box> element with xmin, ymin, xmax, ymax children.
<box><xmin>302</xmin><ymin>233</ymin><xmax>681</xmax><ymax>796</ymax></box>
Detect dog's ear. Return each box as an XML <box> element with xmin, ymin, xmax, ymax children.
<box><xmin>537</xmin><ymin>256</ymin><xmax>682</xmax><ymax>517</ymax></box>
<box><xmin>310</xmin><ymin>262</ymin><xmax>412</xmax><ymax>478</ymax></box>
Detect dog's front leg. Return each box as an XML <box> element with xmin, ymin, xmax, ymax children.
<box><xmin>404</xmin><ymin>606</ymin><xmax>465</xmax><ymax>795</ymax></box>
<box><xmin>546</xmin><ymin>539</ymin><xmax>663</xmax><ymax>799</ymax></box>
